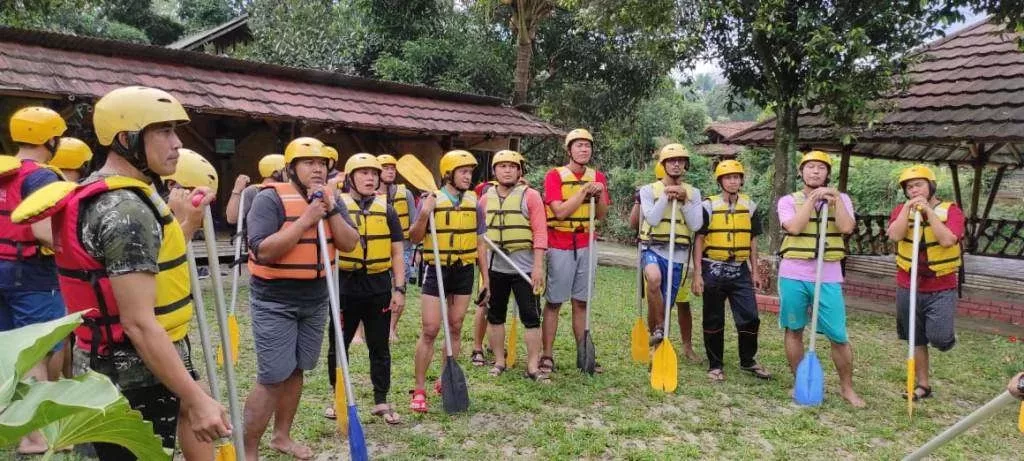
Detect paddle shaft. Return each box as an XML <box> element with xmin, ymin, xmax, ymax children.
<box><xmin>427</xmin><ymin>213</ymin><xmax>457</xmax><ymax>357</ymax></box>
<box><xmin>585</xmin><ymin>197</ymin><xmax>596</xmax><ymax>331</ymax></box>
<box><xmin>908</xmin><ymin>211</ymin><xmax>922</xmax><ymax>362</ymax></box>
<box><xmin>636</xmin><ymin>212</ymin><xmax>644</xmax><ymax>317</ymax></box>
<box><xmin>808</xmin><ymin>204</ymin><xmax>829</xmax><ymax>351</ymax></box>
<box><xmin>317</xmin><ymin>220</ymin><xmax>357</xmax><ymax>405</ymax></box>
<box><xmin>202</xmin><ymin>208</ymin><xmax>245</xmax><ymax>455</ymax></box>
<box><xmin>903</xmin><ymin>391</ymin><xmax>1018</xmax><ymax>460</ymax></box>
<box><xmin>228</xmin><ymin>189</ymin><xmax>245</xmax><ymax>316</ymax></box>
<box><xmin>185</xmin><ymin>246</ymin><xmax>221</xmax><ymax>399</ymax></box>
<box><xmin>663</xmin><ymin>199</ymin><xmax>677</xmax><ymax>338</ymax></box>
<box><xmin>482</xmin><ymin>236</ymin><xmax>531</xmax><ymax>284</ymax></box>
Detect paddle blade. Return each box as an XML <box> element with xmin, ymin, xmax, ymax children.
<box><xmin>441</xmin><ymin>356</ymin><xmax>470</xmax><ymax>413</ymax></box>
<box><xmin>650</xmin><ymin>341</ymin><xmax>678</xmax><ymax>392</ymax></box>
<box><xmin>793</xmin><ymin>351</ymin><xmax>825</xmax><ymax>406</ymax></box>
<box><xmin>907</xmin><ymin>357</ymin><xmax>916</xmax><ymax>417</ymax></box>
<box><xmin>1018</xmin><ymin>402</ymin><xmax>1023</xmax><ymax>434</ymax></box>
<box><xmin>576</xmin><ymin>330</ymin><xmax>596</xmax><ymax>375</ymax></box>
<box><xmin>336</xmin><ymin>370</ymin><xmax>349</xmax><ymax>436</ymax></box>
<box><xmin>347</xmin><ymin>405</ymin><xmax>369</xmax><ymax>461</ymax></box>
<box><xmin>631</xmin><ymin>318</ymin><xmax>650</xmax><ymax>364</ymax></box>
<box><xmin>396</xmin><ymin>154</ymin><xmax>438</xmax><ymax>193</ymax></box>
<box><xmin>506</xmin><ymin>321</ymin><xmax>518</xmax><ymax>368</ymax></box>
<box><xmin>215</xmin><ymin>442</ymin><xmax>237</xmax><ymax>461</ymax></box>
<box><xmin>228</xmin><ymin>313</ymin><xmax>240</xmax><ymax>365</ymax></box>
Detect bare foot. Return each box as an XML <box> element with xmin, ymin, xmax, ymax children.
<box><xmin>840</xmin><ymin>387</ymin><xmax>866</xmax><ymax>408</ymax></box>
<box><xmin>389</xmin><ymin>333</ymin><xmax>399</xmax><ymax>343</ymax></box>
<box><xmin>17</xmin><ymin>432</ymin><xmax>48</xmax><ymax>454</ymax></box>
<box><xmin>270</xmin><ymin>437</ymin><xmax>314</xmax><ymax>460</ymax></box>
<box><xmin>683</xmin><ymin>347</ymin><xmax>702</xmax><ymax>364</ymax></box>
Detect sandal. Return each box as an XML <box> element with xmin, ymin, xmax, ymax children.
<box><xmin>409</xmin><ymin>390</ymin><xmax>428</xmax><ymax>413</ymax></box>
<box><xmin>323</xmin><ymin>405</ymin><xmax>337</xmax><ymax>420</ymax></box>
<box><xmin>594</xmin><ymin>362</ymin><xmax>605</xmax><ymax>374</ymax></box>
<box><xmin>489</xmin><ymin>365</ymin><xmax>506</xmax><ymax>377</ymax></box>
<box><xmin>434</xmin><ymin>378</ymin><xmax>442</xmax><ymax>395</ymax></box>
<box><xmin>902</xmin><ymin>385</ymin><xmax>933</xmax><ymax>402</ymax></box>
<box><xmin>371</xmin><ymin>405</ymin><xmax>402</xmax><ymax>425</ymax></box>
<box><xmin>539</xmin><ymin>356</ymin><xmax>554</xmax><ymax>373</ymax></box>
<box><xmin>740</xmin><ymin>363</ymin><xmax>772</xmax><ymax>380</ymax></box>
<box><xmin>707</xmin><ymin>368</ymin><xmax>725</xmax><ymax>383</ymax></box>
<box><xmin>471</xmin><ymin>350</ymin><xmax>487</xmax><ymax>366</ymax></box>
<box><xmin>525</xmin><ymin>370</ymin><xmax>552</xmax><ymax>384</ymax></box>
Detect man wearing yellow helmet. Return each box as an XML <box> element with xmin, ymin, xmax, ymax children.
<box><xmin>691</xmin><ymin>160</ymin><xmax>771</xmax><ymax>382</ymax></box>
<box><xmin>49</xmin><ymin>137</ymin><xmax>93</xmax><ymax>182</ymax></box>
<box><xmin>540</xmin><ymin>128</ymin><xmax>610</xmax><ymax>374</ymax></box>
<box><xmin>407</xmin><ymin>150</ymin><xmax>488</xmax><ymax>413</ymax></box>
<box><xmin>778</xmin><ymin>151</ymin><xmax>863</xmax><ymax>407</ymax></box>
<box><xmin>225</xmin><ymin>153</ymin><xmax>286</xmax><ymax>228</ymax></box>
<box><xmin>885</xmin><ymin>164</ymin><xmax>964</xmax><ymax>402</ymax></box>
<box><xmin>376</xmin><ymin>153</ymin><xmax>418</xmax><ymax>340</ymax></box>
<box><xmin>1</xmin><ymin>106</ymin><xmax>68</xmax><ymax>455</ymax></box>
<box><xmin>242</xmin><ymin>137</ymin><xmax>358</xmax><ymax>460</ymax></box>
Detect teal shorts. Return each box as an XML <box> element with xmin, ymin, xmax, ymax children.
<box><xmin>778</xmin><ymin>277</ymin><xmax>849</xmax><ymax>344</ymax></box>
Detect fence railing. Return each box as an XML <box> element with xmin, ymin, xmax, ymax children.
<box><xmin>848</xmin><ymin>214</ymin><xmax>1024</xmax><ymax>259</ymax></box>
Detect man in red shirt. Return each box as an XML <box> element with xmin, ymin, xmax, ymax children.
<box><xmin>886</xmin><ymin>164</ymin><xmax>965</xmax><ymax>402</ymax></box>
<box><xmin>540</xmin><ymin>129</ymin><xmax>610</xmax><ymax>374</ymax></box>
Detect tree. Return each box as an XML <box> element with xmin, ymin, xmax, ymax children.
<box><xmin>178</xmin><ymin>0</ymin><xmax>243</xmax><ymax>33</ymax></box>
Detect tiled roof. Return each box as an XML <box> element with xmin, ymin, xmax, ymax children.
<box><xmin>705</xmin><ymin>121</ymin><xmax>756</xmax><ymax>140</ymax></box>
<box><xmin>167</xmin><ymin>14</ymin><xmax>250</xmax><ymax>51</ymax></box>
<box><xmin>728</xmin><ymin>18</ymin><xmax>1024</xmax><ymax>166</ymax></box>
<box><xmin>0</xmin><ymin>27</ymin><xmax>562</xmax><ymax>139</ymax></box>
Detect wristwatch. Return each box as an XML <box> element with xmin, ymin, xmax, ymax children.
<box><xmin>393</xmin><ymin>285</ymin><xmax>406</xmax><ymax>295</ymax></box>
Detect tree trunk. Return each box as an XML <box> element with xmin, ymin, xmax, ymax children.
<box><xmin>768</xmin><ymin>105</ymin><xmax>798</xmax><ymax>258</ymax></box>
<box><xmin>512</xmin><ymin>31</ymin><xmax>533</xmax><ymax>106</ymax></box>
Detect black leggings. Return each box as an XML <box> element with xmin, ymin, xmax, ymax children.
<box><xmin>486</xmin><ymin>270</ymin><xmax>541</xmax><ymax>328</ymax></box>
<box><xmin>700</xmin><ymin>262</ymin><xmax>761</xmax><ymax>370</ymax></box>
<box><xmin>92</xmin><ymin>384</ymin><xmax>180</xmax><ymax>460</ymax></box>
<box><xmin>328</xmin><ymin>291</ymin><xmax>392</xmax><ymax>404</ymax></box>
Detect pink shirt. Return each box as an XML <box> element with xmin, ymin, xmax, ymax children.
<box><xmin>777</xmin><ymin>192</ymin><xmax>855</xmax><ymax>283</ymax></box>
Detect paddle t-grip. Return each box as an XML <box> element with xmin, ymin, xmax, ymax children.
<box><xmin>191</xmin><ymin>192</ymin><xmax>205</xmax><ymax>207</ymax></box>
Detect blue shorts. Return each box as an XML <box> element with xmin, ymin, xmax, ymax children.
<box><xmin>778</xmin><ymin>277</ymin><xmax>848</xmax><ymax>344</ymax></box>
<box><xmin>0</xmin><ymin>289</ymin><xmax>66</xmax><ymax>352</ymax></box>
<box><xmin>642</xmin><ymin>250</ymin><xmax>684</xmax><ymax>308</ymax></box>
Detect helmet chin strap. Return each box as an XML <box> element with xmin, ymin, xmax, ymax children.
<box><xmin>113</xmin><ymin>132</ymin><xmax>165</xmax><ymax>193</ymax></box>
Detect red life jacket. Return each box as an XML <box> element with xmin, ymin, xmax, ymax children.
<box><xmin>0</xmin><ymin>159</ymin><xmax>54</xmax><ymax>264</ymax></box>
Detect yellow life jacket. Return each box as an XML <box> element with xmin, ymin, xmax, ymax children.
<box><xmin>895</xmin><ymin>202</ymin><xmax>962</xmax><ymax>276</ymax></box>
<box><xmin>382</xmin><ymin>183</ymin><xmax>410</xmax><ymax>240</ymax></box>
<box><xmin>545</xmin><ymin>166</ymin><xmax>595</xmax><ymax>232</ymax></box>
<box><xmin>639</xmin><ymin>181</ymin><xmax>694</xmax><ymax>246</ymax></box>
<box><xmin>423</xmin><ymin>189</ymin><xmax>478</xmax><ymax>266</ymax></box>
<box><xmin>485</xmin><ymin>184</ymin><xmax>533</xmax><ymax>253</ymax></box>
<box><xmin>703</xmin><ymin>193</ymin><xmax>753</xmax><ymax>261</ymax></box>
<box><xmin>778</xmin><ymin>191</ymin><xmax>846</xmax><ymax>261</ymax></box>
<box><xmin>337</xmin><ymin>194</ymin><xmax>392</xmax><ymax>274</ymax></box>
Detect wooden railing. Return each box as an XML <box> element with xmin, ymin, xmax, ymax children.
<box><xmin>848</xmin><ymin>214</ymin><xmax>1024</xmax><ymax>259</ymax></box>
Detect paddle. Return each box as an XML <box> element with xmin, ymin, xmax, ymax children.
<box><xmin>630</xmin><ymin>215</ymin><xmax>649</xmax><ymax>364</ymax></box>
<box><xmin>217</xmin><ymin>189</ymin><xmax>243</xmax><ymax>368</ymax></box>
<box><xmin>482</xmin><ymin>236</ymin><xmax>544</xmax><ymax>369</ymax></box>
<box><xmin>651</xmin><ymin>199</ymin><xmax>679</xmax><ymax>392</ymax></box>
<box><xmin>396</xmin><ymin>154</ymin><xmax>470</xmax><ymax>413</ymax></box>
<box><xmin>903</xmin><ymin>391</ymin><xmax>1020</xmax><ymax>460</ymax></box>
<box><xmin>794</xmin><ymin>202</ymin><xmax>828</xmax><ymax>406</ymax></box>
<box><xmin>907</xmin><ymin>209</ymin><xmax>922</xmax><ymax>417</ymax></box>
<box><xmin>317</xmin><ymin>218</ymin><xmax>369</xmax><ymax>459</ymax></box>
<box><xmin>575</xmin><ymin>197</ymin><xmax>598</xmax><ymax>375</ymax></box>
<box><xmin>201</xmin><ymin>205</ymin><xmax>246</xmax><ymax>459</ymax></box>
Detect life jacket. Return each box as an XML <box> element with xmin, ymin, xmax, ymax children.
<box><xmin>382</xmin><ymin>183</ymin><xmax>410</xmax><ymax>240</ymax></box>
<box><xmin>896</xmin><ymin>202</ymin><xmax>962</xmax><ymax>277</ymax></box>
<box><xmin>485</xmin><ymin>184</ymin><xmax>533</xmax><ymax>253</ymax></box>
<box><xmin>423</xmin><ymin>188</ymin><xmax>477</xmax><ymax>266</ymax></box>
<box><xmin>546</xmin><ymin>166</ymin><xmax>595</xmax><ymax>232</ymax></box>
<box><xmin>337</xmin><ymin>194</ymin><xmax>392</xmax><ymax>274</ymax></box>
<box><xmin>0</xmin><ymin>158</ymin><xmax>61</xmax><ymax>265</ymax></box>
<box><xmin>703</xmin><ymin>193</ymin><xmax>753</xmax><ymax>261</ymax></box>
<box><xmin>639</xmin><ymin>181</ymin><xmax>694</xmax><ymax>246</ymax></box>
<box><xmin>779</xmin><ymin>190</ymin><xmax>846</xmax><ymax>261</ymax></box>
<box><xmin>11</xmin><ymin>176</ymin><xmax>192</xmax><ymax>355</ymax></box>
<box><xmin>247</xmin><ymin>182</ymin><xmax>334</xmax><ymax>280</ymax></box>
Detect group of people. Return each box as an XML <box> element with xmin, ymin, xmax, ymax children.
<box><xmin>1</xmin><ymin>83</ymin><xmax>1016</xmax><ymax>461</ymax></box>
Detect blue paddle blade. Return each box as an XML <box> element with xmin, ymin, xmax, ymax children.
<box><xmin>347</xmin><ymin>405</ymin><xmax>369</xmax><ymax>461</ymax></box>
<box><xmin>793</xmin><ymin>351</ymin><xmax>825</xmax><ymax>406</ymax></box>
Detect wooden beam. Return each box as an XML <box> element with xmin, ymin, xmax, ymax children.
<box><xmin>968</xmin><ymin>143</ymin><xmax>988</xmax><ymax>242</ymax></box>
<box><xmin>949</xmin><ymin>162</ymin><xmax>963</xmax><ymax>208</ymax></box>
<box><xmin>980</xmin><ymin>165</ymin><xmax>1007</xmax><ymax>222</ymax></box>
<box><xmin>183</xmin><ymin>124</ymin><xmax>215</xmax><ymax>154</ymax></box>
<box><xmin>838</xmin><ymin>145</ymin><xmax>852</xmax><ymax>192</ymax></box>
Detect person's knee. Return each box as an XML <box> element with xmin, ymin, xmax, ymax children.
<box><xmin>644</xmin><ymin>267</ymin><xmax>662</xmax><ymax>287</ymax></box>
<box><xmin>737</xmin><ymin>318</ymin><xmax>760</xmax><ymax>335</ymax></box>
<box><xmin>421</xmin><ymin>322</ymin><xmax>440</xmax><ymax>341</ymax></box>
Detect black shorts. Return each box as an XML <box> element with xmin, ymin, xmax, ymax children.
<box><xmin>92</xmin><ymin>384</ymin><xmax>181</xmax><ymax>460</ymax></box>
<box><xmin>486</xmin><ymin>270</ymin><xmax>541</xmax><ymax>328</ymax></box>
<box><xmin>422</xmin><ymin>263</ymin><xmax>475</xmax><ymax>297</ymax></box>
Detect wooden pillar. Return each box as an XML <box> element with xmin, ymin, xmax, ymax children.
<box><xmin>980</xmin><ymin>165</ymin><xmax>1007</xmax><ymax>222</ymax></box>
<box><xmin>837</xmin><ymin>145</ymin><xmax>852</xmax><ymax>192</ymax></box>
<box><xmin>949</xmin><ymin>162</ymin><xmax>963</xmax><ymax>208</ymax></box>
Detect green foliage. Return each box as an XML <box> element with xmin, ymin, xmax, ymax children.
<box><xmin>235</xmin><ymin>0</ymin><xmax>359</xmax><ymax>72</ymax></box>
<box><xmin>0</xmin><ymin>314</ymin><xmax>168</xmax><ymax>459</ymax></box>
<box><xmin>0</xmin><ymin>0</ymin><xmax>188</xmax><ymax>44</ymax></box>
<box><xmin>178</xmin><ymin>0</ymin><xmax>241</xmax><ymax>33</ymax></box>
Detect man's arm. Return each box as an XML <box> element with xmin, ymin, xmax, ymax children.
<box><xmin>887</xmin><ymin>204</ymin><xmax>910</xmax><ymax>242</ymax></box>
<box><xmin>780</xmin><ymin>194</ymin><xmax>817</xmax><ymax>235</ymax></box>
<box><xmin>408</xmin><ymin>194</ymin><xmax>434</xmax><ymax>244</ymax></box>
<box><xmin>833</xmin><ymin>192</ymin><xmax>856</xmax><ymax>235</ymax></box>
<box><xmin>225</xmin><ymin>176</ymin><xmax>250</xmax><ymax>225</ymax></box>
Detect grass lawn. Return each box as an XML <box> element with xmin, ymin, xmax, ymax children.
<box><xmin>7</xmin><ymin>265</ymin><xmax>1024</xmax><ymax>460</ymax></box>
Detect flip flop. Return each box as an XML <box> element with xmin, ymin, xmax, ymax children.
<box><xmin>271</xmin><ymin>440</ymin><xmax>314</xmax><ymax>460</ymax></box>
<box><xmin>740</xmin><ymin>363</ymin><xmax>772</xmax><ymax>380</ymax></box>
<box><xmin>489</xmin><ymin>365</ymin><xmax>506</xmax><ymax>377</ymax></box>
<box><xmin>708</xmin><ymin>368</ymin><xmax>725</xmax><ymax>383</ymax></box>
<box><xmin>471</xmin><ymin>350</ymin><xmax>487</xmax><ymax>366</ymax></box>
<box><xmin>323</xmin><ymin>405</ymin><xmax>336</xmax><ymax>420</ymax></box>
<box><xmin>524</xmin><ymin>370</ymin><xmax>552</xmax><ymax>384</ymax></box>
<box><xmin>371</xmin><ymin>405</ymin><xmax>402</xmax><ymax>425</ymax></box>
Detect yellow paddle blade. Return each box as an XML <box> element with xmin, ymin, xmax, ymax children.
<box><xmin>1018</xmin><ymin>402</ymin><xmax>1023</xmax><ymax>433</ymax></box>
<box><xmin>650</xmin><ymin>341</ymin><xmax>678</xmax><ymax>392</ymax></box>
<box><xmin>906</xmin><ymin>357</ymin><xmax>916</xmax><ymax>417</ymax></box>
<box><xmin>214</xmin><ymin>442</ymin><xmax>236</xmax><ymax>461</ymax></box>
<box><xmin>228</xmin><ymin>314</ymin><xmax>240</xmax><ymax>366</ymax></box>
<box><xmin>396</xmin><ymin>154</ymin><xmax>438</xmax><ymax>193</ymax></box>
<box><xmin>630</xmin><ymin>319</ymin><xmax>650</xmax><ymax>364</ymax></box>
<box><xmin>506</xmin><ymin>321</ymin><xmax>517</xmax><ymax>368</ymax></box>
<box><xmin>335</xmin><ymin>370</ymin><xmax>348</xmax><ymax>436</ymax></box>
<box><xmin>216</xmin><ymin>344</ymin><xmax>224</xmax><ymax>367</ymax></box>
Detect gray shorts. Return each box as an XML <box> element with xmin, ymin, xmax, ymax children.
<box><xmin>896</xmin><ymin>287</ymin><xmax>957</xmax><ymax>351</ymax></box>
<box><xmin>251</xmin><ymin>294</ymin><xmax>329</xmax><ymax>384</ymax></box>
<box><xmin>545</xmin><ymin>247</ymin><xmax>595</xmax><ymax>305</ymax></box>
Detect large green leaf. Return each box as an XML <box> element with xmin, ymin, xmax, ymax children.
<box><xmin>0</xmin><ymin>313</ymin><xmax>83</xmax><ymax>406</ymax></box>
<box><xmin>0</xmin><ymin>371</ymin><xmax>169</xmax><ymax>460</ymax></box>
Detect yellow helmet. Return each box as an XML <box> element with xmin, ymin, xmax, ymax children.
<box><xmin>440</xmin><ymin>150</ymin><xmax>478</xmax><ymax>177</ymax></box>
<box><xmin>163</xmin><ymin>148</ymin><xmax>218</xmax><ymax>192</ymax></box>
<box><xmin>345</xmin><ymin>153</ymin><xmax>382</xmax><ymax>174</ymax></box>
<box><xmin>9</xmin><ymin>107</ymin><xmax>67</xmax><ymax>145</ymax></box>
<box><xmin>49</xmin><ymin>137</ymin><xmax>93</xmax><ymax>170</ymax></box>
<box><xmin>654</xmin><ymin>162</ymin><xmax>665</xmax><ymax>180</ymax></box>
<box><xmin>284</xmin><ymin>137</ymin><xmax>334</xmax><ymax>168</ymax></box>
<box><xmin>658</xmin><ymin>143</ymin><xmax>690</xmax><ymax>163</ymax></box>
<box><xmin>714</xmin><ymin>159</ymin><xmax>745</xmax><ymax>180</ymax></box>
<box><xmin>799</xmin><ymin>150</ymin><xmax>832</xmax><ymax>169</ymax></box>
<box><xmin>898</xmin><ymin>164</ymin><xmax>937</xmax><ymax>186</ymax></box>
<box><xmin>258</xmin><ymin>154</ymin><xmax>285</xmax><ymax>178</ymax></box>
<box><xmin>323</xmin><ymin>146</ymin><xmax>339</xmax><ymax>163</ymax></box>
<box><xmin>491</xmin><ymin>149</ymin><xmax>524</xmax><ymax>168</ymax></box>
<box><xmin>377</xmin><ymin>154</ymin><xmax>398</xmax><ymax>166</ymax></box>
<box><xmin>564</xmin><ymin>128</ymin><xmax>593</xmax><ymax>150</ymax></box>
<box><xmin>93</xmin><ymin>86</ymin><xmax>189</xmax><ymax>146</ymax></box>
